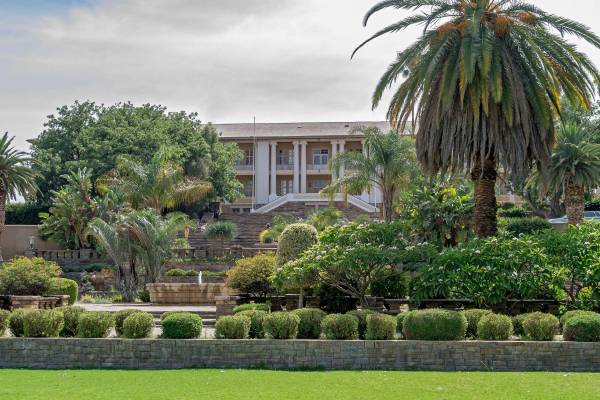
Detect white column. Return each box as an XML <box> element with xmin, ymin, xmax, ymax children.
<box><xmin>255</xmin><ymin>141</ymin><xmax>270</xmax><ymax>204</ymax></box>
<box><xmin>338</xmin><ymin>140</ymin><xmax>345</xmax><ymax>179</ymax></box>
<box><xmin>360</xmin><ymin>139</ymin><xmax>369</xmax><ymax>202</ymax></box>
<box><xmin>331</xmin><ymin>140</ymin><xmax>338</xmax><ymax>181</ymax></box>
<box><xmin>269</xmin><ymin>141</ymin><xmax>277</xmax><ymax>200</ymax></box>
<box><xmin>300</xmin><ymin>141</ymin><xmax>307</xmax><ymax>193</ymax></box>
<box><xmin>293</xmin><ymin>141</ymin><xmax>300</xmax><ymax>194</ymax></box>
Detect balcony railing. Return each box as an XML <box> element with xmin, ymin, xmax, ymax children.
<box><xmin>235</xmin><ymin>164</ymin><xmax>253</xmax><ymax>171</ymax></box>
<box><xmin>307</xmin><ymin>164</ymin><xmax>330</xmax><ymax>172</ymax></box>
<box><xmin>276</xmin><ymin>163</ymin><xmax>294</xmax><ymax>170</ymax></box>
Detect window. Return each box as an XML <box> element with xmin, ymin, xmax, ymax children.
<box><xmin>236</xmin><ymin>149</ymin><xmax>254</xmax><ymax>166</ymax></box>
<box><xmin>278</xmin><ymin>149</ymin><xmax>293</xmax><ymax>165</ymax></box>
<box><xmin>243</xmin><ymin>180</ymin><xmax>253</xmax><ymax>197</ymax></box>
<box><xmin>311</xmin><ymin>179</ymin><xmax>328</xmax><ymax>190</ymax></box>
<box><xmin>312</xmin><ymin>149</ymin><xmax>329</xmax><ymax>165</ymax></box>
<box><xmin>279</xmin><ymin>179</ymin><xmax>293</xmax><ymax>195</ymax></box>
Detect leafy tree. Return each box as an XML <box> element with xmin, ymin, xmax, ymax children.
<box><xmin>305</xmin><ymin>207</ymin><xmax>345</xmax><ymax>232</ymax></box>
<box><xmin>353</xmin><ymin>0</ymin><xmax>600</xmax><ymax>237</ymax></box>
<box><xmin>324</xmin><ymin>127</ymin><xmax>417</xmax><ymax>222</ymax></box>
<box><xmin>0</xmin><ymin>133</ymin><xmax>39</xmax><ymax>260</ymax></box>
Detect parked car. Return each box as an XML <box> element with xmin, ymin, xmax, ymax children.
<box><xmin>548</xmin><ymin>211</ymin><xmax>600</xmax><ymax>224</ymax></box>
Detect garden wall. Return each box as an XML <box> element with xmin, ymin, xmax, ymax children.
<box><xmin>1</xmin><ymin>338</ymin><xmax>599</xmax><ymax>371</ymax></box>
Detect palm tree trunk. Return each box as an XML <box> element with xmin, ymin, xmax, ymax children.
<box><xmin>564</xmin><ymin>173</ymin><xmax>584</xmax><ymax>225</ymax></box>
<box><xmin>382</xmin><ymin>189</ymin><xmax>395</xmax><ymax>222</ymax></box>
<box><xmin>471</xmin><ymin>157</ymin><xmax>498</xmax><ymax>238</ymax></box>
<box><xmin>0</xmin><ymin>182</ymin><xmax>6</xmax><ymax>262</ymax></box>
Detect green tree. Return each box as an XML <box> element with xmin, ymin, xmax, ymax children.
<box><xmin>0</xmin><ymin>133</ymin><xmax>39</xmax><ymax>261</ymax></box>
<box><xmin>353</xmin><ymin>0</ymin><xmax>600</xmax><ymax>237</ymax></box>
<box><xmin>324</xmin><ymin>127</ymin><xmax>417</xmax><ymax>222</ymax></box>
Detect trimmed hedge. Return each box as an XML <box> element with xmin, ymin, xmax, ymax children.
<box><xmin>560</xmin><ymin>310</ymin><xmax>599</xmax><ymax>328</ymax></box>
<box><xmin>402</xmin><ymin>309</ymin><xmax>467</xmax><ymax>341</ymax></box>
<box><xmin>122</xmin><ymin>312</ymin><xmax>154</xmax><ymax>339</ymax></box>
<box><xmin>462</xmin><ymin>309</ymin><xmax>492</xmax><ymax>338</ymax></box>
<box><xmin>77</xmin><ymin>312</ymin><xmax>114</xmax><ymax>338</ymax></box>
<box><xmin>47</xmin><ymin>277</ymin><xmax>78</xmax><ymax>305</ymax></box>
<box><xmin>165</xmin><ymin>269</ymin><xmax>198</xmax><ymax>277</ymax></box>
<box><xmin>396</xmin><ymin>312</ymin><xmax>411</xmax><ymax>335</ymax></box>
<box><xmin>23</xmin><ymin>310</ymin><xmax>64</xmax><ymax>338</ymax></box>
<box><xmin>160</xmin><ymin>311</ymin><xmax>186</xmax><ymax>321</ymax></box>
<box><xmin>522</xmin><ymin>312</ymin><xmax>559</xmax><ymax>341</ymax></box>
<box><xmin>114</xmin><ymin>309</ymin><xmax>142</xmax><ymax>336</ymax></box>
<box><xmin>0</xmin><ymin>309</ymin><xmax>9</xmax><ymax>336</ymax></box>
<box><xmin>346</xmin><ymin>310</ymin><xmax>375</xmax><ymax>339</ymax></box>
<box><xmin>276</xmin><ymin>223</ymin><xmax>318</xmax><ymax>267</ymax></box>
<box><xmin>162</xmin><ymin>313</ymin><xmax>203</xmax><ymax>339</ymax></box>
<box><xmin>512</xmin><ymin>313</ymin><xmax>532</xmax><ymax>336</ymax></box>
<box><xmin>233</xmin><ymin>303</ymin><xmax>270</xmax><ymax>314</ymax></box>
<box><xmin>321</xmin><ymin>314</ymin><xmax>359</xmax><ymax>340</ymax></box>
<box><xmin>505</xmin><ymin>217</ymin><xmax>551</xmax><ymax>236</ymax></box>
<box><xmin>563</xmin><ymin>314</ymin><xmax>600</xmax><ymax>342</ymax></box>
<box><xmin>215</xmin><ymin>315</ymin><xmax>251</xmax><ymax>339</ymax></box>
<box><xmin>477</xmin><ymin>313</ymin><xmax>513</xmax><ymax>341</ymax></box>
<box><xmin>237</xmin><ymin>310</ymin><xmax>267</xmax><ymax>339</ymax></box>
<box><xmin>8</xmin><ymin>309</ymin><xmax>32</xmax><ymax>337</ymax></box>
<box><xmin>263</xmin><ymin>312</ymin><xmax>300</xmax><ymax>339</ymax></box>
<box><xmin>291</xmin><ymin>308</ymin><xmax>326</xmax><ymax>339</ymax></box>
<box><xmin>55</xmin><ymin>306</ymin><xmax>85</xmax><ymax>337</ymax></box>
<box><xmin>365</xmin><ymin>313</ymin><xmax>397</xmax><ymax>340</ymax></box>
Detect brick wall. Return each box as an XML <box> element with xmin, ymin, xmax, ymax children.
<box><xmin>1</xmin><ymin>339</ymin><xmax>599</xmax><ymax>371</ymax></box>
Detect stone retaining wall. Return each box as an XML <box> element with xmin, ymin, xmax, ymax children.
<box><xmin>1</xmin><ymin>338</ymin><xmax>599</xmax><ymax>371</ymax></box>
<box><xmin>146</xmin><ymin>283</ymin><xmax>233</xmax><ymax>305</ymax></box>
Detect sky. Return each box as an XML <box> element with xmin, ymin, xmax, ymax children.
<box><xmin>1</xmin><ymin>0</ymin><xmax>600</xmax><ymax>152</ymax></box>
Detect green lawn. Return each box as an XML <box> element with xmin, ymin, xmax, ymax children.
<box><xmin>1</xmin><ymin>370</ymin><xmax>600</xmax><ymax>399</ymax></box>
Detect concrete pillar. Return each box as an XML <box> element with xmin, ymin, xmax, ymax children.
<box><xmin>269</xmin><ymin>141</ymin><xmax>277</xmax><ymax>200</ymax></box>
<box><xmin>331</xmin><ymin>140</ymin><xmax>338</xmax><ymax>181</ymax></box>
<box><xmin>293</xmin><ymin>141</ymin><xmax>300</xmax><ymax>194</ymax></box>
<box><xmin>300</xmin><ymin>141</ymin><xmax>307</xmax><ymax>193</ymax></box>
<box><xmin>338</xmin><ymin>140</ymin><xmax>345</xmax><ymax>179</ymax></box>
<box><xmin>255</xmin><ymin>141</ymin><xmax>270</xmax><ymax>204</ymax></box>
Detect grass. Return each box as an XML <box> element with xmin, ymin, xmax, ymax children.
<box><xmin>1</xmin><ymin>370</ymin><xmax>600</xmax><ymax>399</ymax></box>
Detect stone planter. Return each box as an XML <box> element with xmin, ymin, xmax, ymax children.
<box><xmin>7</xmin><ymin>295</ymin><xmax>69</xmax><ymax>310</ymax></box>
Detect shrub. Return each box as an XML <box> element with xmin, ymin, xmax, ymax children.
<box><xmin>137</xmin><ymin>288</ymin><xmax>150</xmax><ymax>303</ymax></box>
<box><xmin>563</xmin><ymin>314</ymin><xmax>600</xmax><ymax>342</ymax></box>
<box><xmin>232</xmin><ymin>303</ymin><xmax>270</xmax><ymax>314</ymax></box>
<box><xmin>321</xmin><ymin>314</ymin><xmax>359</xmax><ymax>340</ymax></box>
<box><xmin>402</xmin><ymin>309</ymin><xmax>467</xmax><ymax>341</ymax></box>
<box><xmin>226</xmin><ymin>254</ymin><xmax>276</xmax><ymax>298</ymax></box>
<box><xmin>215</xmin><ymin>315</ymin><xmax>251</xmax><ymax>339</ymax></box>
<box><xmin>512</xmin><ymin>313</ymin><xmax>532</xmax><ymax>336</ymax></box>
<box><xmin>77</xmin><ymin>312</ymin><xmax>114</xmax><ymax>338</ymax></box>
<box><xmin>206</xmin><ymin>221</ymin><xmax>237</xmax><ymax>244</ymax></box>
<box><xmin>276</xmin><ymin>223</ymin><xmax>318</xmax><ymax>267</ymax></box>
<box><xmin>23</xmin><ymin>309</ymin><xmax>64</xmax><ymax>337</ymax></box>
<box><xmin>316</xmin><ymin>284</ymin><xmax>357</xmax><ymax>314</ymax></box>
<box><xmin>0</xmin><ymin>309</ymin><xmax>9</xmax><ymax>336</ymax></box>
<box><xmin>498</xmin><ymin>207</ymin><xmax>528</xmax><ymax>218</ymax></box>
<box><xmin>5</xmin><ymin>202</ymin><xmax>47</xmax><ymax>224</ymax></box>
<box><xmin>291</xmin><ymin>308</ymin><xmax>326</xmax><ymax>339</ymax></box>
<box><xmin>55</xmin><ymin>306</ymin><xmax>85</xmax><ymax>337</ymax></box>
<box><xmin>477</xmin><ymin>313</ymin><xmax>513</xmax><ymax>340</ymax></box>
<box><xmin>365</xmin><ymin>313</ymin><xmax>397</xmax><ymax>340</ymax></box>
<box><xmin>370</xmin><ymin>269</ymin><xmax>409</xmax><ymax>299</ymax></box>
<box><xmin>346</xmin><ymin>310</ymin><xmax>375</xmax><ymax>339</ymax></box>
<box><xmin>8</xmin><ymin>309</ymin><xmax>32</xmax><ymax>337</ymax></box>
<box><xmin>47</xmin><ymin>277</ymin><xmax>78</xmax><ymax>305</ymax></box>
<box><xmin>160</xmin><ymin>311</ymin><xmax>187</xmax><ymax>321</ymax></box>
<box><xmin>396</xmin><ymin>312</ymin><xmax>412</xmax><ymax>335</ymax></box>
<box><xmin>263</xmin><ymin>312</ymin><xmax>300</xmax><ymax>339</ymax></box>
<box><xmin>122</xmin><ymin>312</ymin><xmax>154</xmax><ymax>339</ymax></box>
<box><xmin>165</xmin><ymin>269</ymin><xmax>198</xmax><ymax>277</ymax></box>
<box><xmin>505</xmin><ymin>217</ymin><xmax>551</xmax><ymax>236</ymax></box>
<box><xmin>237</xmin><ymin>310</ymin><xmax>268</xmax><ymax>339</ymax></box>
<box><xmin>462</xmin><ymin>309</ymin><xmax>492</xmax><ymax>338</ymax></box>
<box><xmin>0</xmin><ymin>257</ymin><xmax>61</xmax><ymax>296</ymax></box>
<box><xmin>522</xmin><ymin>312</ymin><xmax>559</xmax><ymax>341</ymax></box>
<box><xmin>114</xmin><ymin>309</ymin><xmax>142</xmax><ymax>336</ymax></box>
<box><xmin>162</xmin><ymin>312</ymin><xmax>203</xmax><ymax>339</ymax></box>
<box><xmin>560</xmin><ymin>310</ymin><xmax>599</xmax><ymax>328</ymax></box>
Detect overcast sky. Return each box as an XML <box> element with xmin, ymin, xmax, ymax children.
<box><xmin>2</xmin><ymin>0</ymin><xmax>600</xmax><ymax>151</ymax></box>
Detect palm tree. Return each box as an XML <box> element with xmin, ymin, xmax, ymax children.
<box><xmin>353</xmin><ymin>0</ymin><xmax>600</xmax><ymax>237</ymax></box>
<box><xmin>0</xmin><ymin>133</ymin><xmax>38</xmax><ymax>261</ymax></box>
<box><xmin>545</xmin><ymin>122</ymin><xmax>600</xmax><ymax>225</ymax></box>
<box><xmin>323</xmin><ymin>126</ymin><xmax>417</xmax><ymax>221</ymax></box>
<box><xmin>97</xmin><ymin>146</ymin><xmax>212</xmax><ymax>213</ymax></box>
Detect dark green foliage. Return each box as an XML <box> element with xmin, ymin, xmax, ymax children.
<box><xmin>0</xmin><ymin>310</ymin><xmax>9</xmax><ymax>336</ymax></box>
<box><xmin>346</xmin><ymin>310</ymin><xmax>375</xmax><ymax>339</ymax></box>
<box><xmin>165</xmin><ymin>269</ymin><xmax>198</xmax><ymax>277</ymax></box>
<box><xmin>505</xmin><ymin>218</ymin><xmax>551</xmax><ymax>236</ymax></box>
<box><xmin>402</xmin><ymin>309</ymin><xmax>467</xmax><ymax>341</ymax></box>
<box><xmin>5</xmin><ymin>203</ymin><xmax>47</xmax><ymax>225</ymax></box>
<box><xmin>55</xmin><ymin>306</ymin><xmax>85</xmax><ymax>337</ymax></box>
<box><xmin>462</xmin><ymin>309</ymin><xmax>492</xmax><ymax>338</ymax></box>
<box><xmin>522</xmin><ymin>313</ymin><xmax>560</xmax><ymax>341</ymax></box>
<box><xmin>114</xmin><ymin>309</ymin><xmax>142</xmax><ymax>336</ymax></box>
<box><xmin>137</xmin><ymin>289</ymin><xmax>150</xmax><ymax>303</ymax></box>
<box><xmin>512</xmin><ymin>313</ymin><xmax>533</xmax><ymax>336</ymax></box>
<box><xmin>476</xmin><ymin>314</ymin><xmax>513</xmax><ymax>341</ymax></box>
<box><xmin>396</xmin><ymin>312</ymin><xmax>412</xmax><ymax>335</ymax></box>
<box><xmin>560</xmin><ymin>310</ymin><xmax>600</xmax><ymax>328</ymax></box>
<box><xmin>291</xmin><ymin>308</ymin><xmax>326</xmax><ymax>339</ymax></box>
<box><xmin>237</xmin><ymin>310</ymin><xmax>267</xmax><ymax>339</ymax></box>
<box><xmin>8</xmin><ymin>309</ymin><xmax>32</xmax><ymax>337</ymax></box>
<box><xmin>160</xmin><ymin>311</ymin><xmax>186</xmax><ymax>322</ymax></box>
<box><xmin>563</xmin><ymin>314</ymin><xmax>600</xmax><ymax>342</ymax></box>
<box><xmin>365</xmin><ymin>313</ymin><xmax>397</xmax><ymax>340</ymax></box>
<box><xmin>316</xmin><ymin>284</ymin><xmax>358</xmax><ymax>314</ymax></box>
<box><xmin>23</xmin><ymin>310</ymin><xmax>64</xmax><ymax>338</ymax></box>
<box><xmin>0</xmin><ymin>257</ymin><xmax>61</xmax><ymax>296</ymax></box>
<box><xmin>215</xmin><ymin>315</ymin><xmax>251</xmax><ymax>339</ymax></box>
<box><xmin>47</xmin><ymin>278</ymin><xmax>78</xmax><ymax>305</ymax></box>
<box><xmin>232</xmin><ymin>303</ymin><xmax>270</xmax><ymax>314</ymax></box>
<box><xmin>276</xmin><ymin>223</ymin><xmax>318</xmax><ymax>268</ymax></box>
<box><xmin>263</xmin><ymin>312</ymin><xmax>300</xmax><ymax>339</ymax></box>
<box><xmin>370</xmin><ymin>269</ymin><xmax>409</xmax><ymax>299</ymax></box>
<box><xmin>122</xmin><ymin>312</ymin><xmax>154</xmax><ymax>339</ymax></box>
<box><xmin>321</xmin><ymin>314</ymin><xmax>359</xmax><ymax>340</ymax></box>
<box><xmin>161</xmin><ymin>313</ymin><xmax>203</xmax><ymax>339</ymax></box>
<box><xmin>498</xmin><ymin>208</ymin><xmax>529</xmax><ymax>218</ymax></box>
<box><xmin>77</xmin><ymin>312</ymin><xmax>114</xmax><ymax>338</ymax></box>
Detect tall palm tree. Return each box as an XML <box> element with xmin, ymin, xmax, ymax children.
<box><xmin>353</xmin><ymin>0</ymin><xmax>600</xmax><ymax>237</ymax></box>
<box><xmin>545</xmin><ymin>122</ymin><xmax>600</xmax><ymax>225</ymax></box>
<box><xmin>0</xmin><ymin>133</ymin><xmax>38</xmax><ymax>261</ymax></box>
<box><xmin>97</xmin><ymin>146</ymin><xmax>212</xmax><ymax>213</ymax></box>
<box><xmin>323</xmin><ymin>126</ymin><xmax>417</xmax><ymax>221</ymax></box>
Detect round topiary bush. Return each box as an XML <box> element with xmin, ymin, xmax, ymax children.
<box><xmin>462</xmin><ymin>309</ymin><xmax>492</xmax><ymax>338</ymax></box>
<box><xmin>346</xmin><ymin>310</ymin><xmax>375</xmax><ymax>339</ymax></box>
<box><xmin>560</xmin><ymin>310</ymin><xmax>599</xmax><ymax>328</ymax></box>
<box><xmin>160</xmin><ymin>311</ymin><xmax>186</xmax><ymax>321</ymax></box>
<box><xmin>237</xmin><ymin>310</ymin><xmax>268</xmax><ymax>339</ymax></box>
<box><xmin>0</xmin><ymin>309</ymin><xmax>9</xmax><ymax>336</ymax></box>
<box><xmin>114</xmin><ymin>309</ymin><xmax>142</xmax><ymax>336</ymax></box>
<box><xmin>365</xmin><ymin>313</ymin><xmax>397</xmax><ymax>340</ymax></box>
<box><xmin>476</xmin><ymin>313</ymin><xmax>513</xmax><ymax>340</ymax></box>
<box><xmin>232</xmin><ymin>303</ymin><xmax>270</xmax><ymax>314</ymax></box>
<box><xmin>55</xmin><ymin>306</ymin><xmax>85</xmax><ymax>337</ymax></box>
<box><xmin>512</xmin><ymin>313</ymin><xmax>533</xmax><ymax>336</ymax></box>
<box><xmin>563</xmin><ymin>314</ymin><xmax>600</xmax><ymax>342</ymax></box>
<box><xmin>122</xmin><ymin>312</ymin><xmax>154</xmax><ymax>339</ymax></box>
<box><xmin>291</xmin><ymin>308</ymin><xmax>326</xmax><ymax>339</ymax></box>
<box><xmin>402</xmin><ymin>309</ymin><xmax>467</xmax><ymax>341</ymax></box>
<box><xmin>162</xmin><ymin>313</ymin><xmax>203</xmax><ymax>339</ymax></box>
<box><xmin>23</xmin><ymin>309</ymin><xmax>64</xmax><ymax>338</ymax></box>
<box><xmin>8</xmin><ymin>309</ymin><xmax>32</xmax><ymax>337</ymax></box>
<box><xmin>77</xmin><ymin>312</ymin><xmax>114</xmax><ymax>338</ymax></box>
<box><xmin>321</xmin><ymin>314</ymin><xmax>359</xmax><ymax>340</ymax></box>
<box><xmin>522</xmin><ymin>312</ymin><xmax>559</xmax><ymax>341</ymax></box>
<box><xmin>276</xmin><ymin>223</ymin><xmax>318</xmax><ymax>267</ymax></box>
<box><xmin>263</xmin><ymin>312</ymin><xmax>300</xmax><ymax>339</ymax></box>
<box><xmin>47</xmin><ymin>277</ymin><xmax>78</xmax><ymax>305</ymax></box>
<box><xmin>215</xmin><ymin>315</ymin><xmax>251</xmax><ymax>339</ymax></box>
<box><xmin>226</xmin><ymin>254</ymin><xmax>276</xmax><ymax>298</ymax></box>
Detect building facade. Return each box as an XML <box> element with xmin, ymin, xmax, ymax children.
<box><xmin>215</xmin><ymin>121</ymin><xmax>398</xmax><ymax>214</ymax></box>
